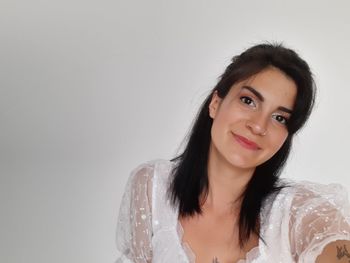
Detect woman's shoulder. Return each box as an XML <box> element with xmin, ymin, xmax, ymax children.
<box><xmin>277</xmin><ymin>179</ymin><xmax>350</xmax><ymax>221</ymax></box>
<box><xmin>279</xmin><ymin>180</ymin><xmax>350</xmax><ymax>261</ymax></box>
<box><xmin>131</xmin><ymin>158</ymin><xmax>174</xmax><ymax>171</ymax></box>
<box><xmin>128</xmin><ymin>158</ymin><xmax>172</xmax><ymax>174</ymax></box>
<box><xmin>285</xmin><ymin>179</ymin><xmax>349</xmax><ymax>206</ymax></box>
<box><xmin>263</xmin><ymin>179</ymin><xmax>350</xmax><ymax>222</ymax></box>
<box><xmin>260</xmin><ymin>179</ymin><xmax>350</xmax><ymax>261</ymax></box>
<box><xmin>126</xmin><ymin>158</ymin><xmax>174</xmax><ymax>186</ymax></box>
<box><xmin>131</xmin><ymin>159</ymin><xmax>171</xmax><ymax>173</ymax></box>
<box><xmin>130</xmin><ymin>158</ymin><xmax>174</xmax><ymax>175</ymax></box>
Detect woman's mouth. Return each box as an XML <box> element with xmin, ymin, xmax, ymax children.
<box><xmin>232</xmin><ymin>133</ymin><xmax>261</xmax><ymax>150</ymax></box>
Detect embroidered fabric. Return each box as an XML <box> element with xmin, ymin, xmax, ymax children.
<box><xmin>116</xmin><ymin>159</ymin><xmax>350</xmax><ymax>263</ymax></box>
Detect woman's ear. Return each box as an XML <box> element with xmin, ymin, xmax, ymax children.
<box><xmin>209</xmin><ymin>90</ymin><xmax>222</xmax><ymax>119</ymax></box>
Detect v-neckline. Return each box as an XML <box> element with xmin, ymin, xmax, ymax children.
<box><xmin>175</xmin><ymin>216</ymin><xmax>263</xmax><ymax>263</ymax></box>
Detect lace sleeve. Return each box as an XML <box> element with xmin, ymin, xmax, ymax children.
<box><xmin>289</xmin><ymin>182</ymin><xmax>350</xmax><ymax>263</ymax></box>
<box><xmin>116</xmin><ymin>162</ymin><xmax>154</xmax><ymax>263</ymax></box>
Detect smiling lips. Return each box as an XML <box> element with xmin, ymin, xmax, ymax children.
<box><xmin>232</xmin><ymin>133</ymin><xmax>261</xmax><ymax>150</ymax></box>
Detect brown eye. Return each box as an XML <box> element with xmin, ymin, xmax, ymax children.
<box><xmin>272</xmin><ymin>114</ymin><xmax>288</xmax><ymax>125</ymax></box>
<box><xmin>240</xmin><ymin>96</ymin><xmax>255</xmax><ymax>107</ymax></box>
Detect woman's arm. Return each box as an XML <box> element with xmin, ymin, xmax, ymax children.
<box><xmin>316</xmin><ymin>240</ymin><xmax>350</xmax><ymax>263</ymax></box>
<box><xmin>116</xmin><ymin>162</ymin><xmax>154</xmax><ymax>263</ymax></box>
<box><xmin>289</xmin><ymin>182</ymin><xmax>350</xmax><ymax>263</ymax></box>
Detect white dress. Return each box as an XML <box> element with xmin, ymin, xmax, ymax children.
<box><xmin>116</xmin><ymin>159</ymin><xmax>350</xmax><ymax>263</ymax></box>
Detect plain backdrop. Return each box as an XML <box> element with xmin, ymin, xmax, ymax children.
<box><xmin>1</xmin><ymin>0</ymin><xmax>350</xmax><ymax>262</ymax></box>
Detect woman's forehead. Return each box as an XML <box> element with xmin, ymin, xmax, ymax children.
<box><xmin>229</xmin><ymin>67</ymin><xmax>297</xmax><ymax>109</ymax></box>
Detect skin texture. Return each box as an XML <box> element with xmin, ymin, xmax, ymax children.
<box><xmin>205</xmin><ymin>66</ymin><xmax>297</xmax><ymax>209</ymax></box>
<box><xmin>180</xmin><ymin>67</ymin><xmax>298</xmax><ymax>263</ymax></box>
<box><xmin>316</xmin><ymin>240</ymin><xmax>350</xmax><ymax>263</ymax></box>
<box><xmin>208</xmin><ymin>66</ymin><xmax>296</xmax><ymax>171</ymax></box>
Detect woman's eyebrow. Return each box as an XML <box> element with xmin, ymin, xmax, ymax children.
<box><xmin>278</xmin><ymin>106</ymin><xmax>293</xmax><ymax>114</ymax></box>
<box><xmin>241</xmin><ymin>85</ymin><xmax>293</xmax><ymax>114</ymax></box>
<box><xmin>242</xmin><ymin>86</ymin><xmax>264</xmax><ymax>101</ymax></box>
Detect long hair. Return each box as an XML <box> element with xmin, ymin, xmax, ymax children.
<box><xmin>167</xmin><ymin>43</ymin><xmax>316</xmax><ymax>248</ymax></box>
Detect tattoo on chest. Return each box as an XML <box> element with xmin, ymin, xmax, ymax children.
<box><xmin>336</xmin><ymin>244</ymin><xmax>350</xmax><ymax>261</ymax></box>
<box><xmin>212</xmin><ymin>257</ymin><xmax>220</xmax><ymax>263</ymax></box>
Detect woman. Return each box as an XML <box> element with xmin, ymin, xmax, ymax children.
<box><xmin>116</xmin><ymin>43</ymin><xmax>350</xmax><ymax>263</ymax></box>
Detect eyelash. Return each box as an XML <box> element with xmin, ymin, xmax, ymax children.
<box><xmin>240</xmin><ymin>96</ymin><xmax>255</xmax><ymax>107</ymax></box>
<box><xmin>272</xmin><ymin>114</ymin><xmax>288</xmax><ymax>125</ymax></box>
<box><xmin>239</xmin><ymin>96</ymin><xmax>289</xmax><ymax>125</ymax></box>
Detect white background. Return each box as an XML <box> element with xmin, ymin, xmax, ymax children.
<box><xmin>1</xmin><ymin>0</ymin><xmax>350</xmax><ymax>262</ymax></box>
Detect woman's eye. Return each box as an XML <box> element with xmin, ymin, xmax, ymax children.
<box><xmin>240</xmin><ymin>96</ymin><xmax>255</xmax><ymax>107</ymax></box>
<box><xmin>272</xmin><ymin>114</ymin><xmax>288</xmax><ymax>125</ymax></box>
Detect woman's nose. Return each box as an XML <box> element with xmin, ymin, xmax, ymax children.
<box><xmin>246</xmin><ymin>115</ymin><xmax>268</xmax><ymax>136</ymax></box>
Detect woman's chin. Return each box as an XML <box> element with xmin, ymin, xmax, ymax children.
<box><xmin>225</xmin><ymin>156</ymin><xmax>259</xmax><ymax>170</ymax></box>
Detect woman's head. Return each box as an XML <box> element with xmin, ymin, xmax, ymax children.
<box><xmin>169</xmin><ymin>42</ymin><xmax>316</xmax><ymax>247</ymax></box>
<box><xmin>211</xmin><ymin>43</ymin><xmax>315</xmax><ymax>136</ymax></box>
<box><xmin>189</xmin><ymin>44</ymin><xmax>315</xmax><ymax>172</ymax></box>
<box><xmin>208</xmin><ymin>66</ymin><xmax>298</xmax><ymax>170</ymax></box>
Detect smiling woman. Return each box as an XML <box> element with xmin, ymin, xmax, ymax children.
<box><xmin>208</xmin><ymin>67</ymin><xmax>296</xmax><ymax>169</ymax></box>
<box><xmin>115</xmin><ymin>43</ymin><xmax>350</xmax><ymax>263</ymax></box>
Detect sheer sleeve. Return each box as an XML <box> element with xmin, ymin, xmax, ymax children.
<box><xmin>289</xmin><ymin>182</ymin><xmax>350</xmax><ymax>262</ymax></box>
<box><xmin>116</xmin><ymin>162</ymin><xmax>155</xmax><ymax>263</ymax></box>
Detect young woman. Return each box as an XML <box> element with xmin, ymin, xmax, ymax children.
<box><xmin>116</xmin><ymin>43</ymin><xmax>350</xmax><ymax>263</ymax></box>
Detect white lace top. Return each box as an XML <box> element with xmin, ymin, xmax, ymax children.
<box><xmin>116</xmin><ymin>159</ymin><xmax>350</xmax><ymax>263</ymax></box>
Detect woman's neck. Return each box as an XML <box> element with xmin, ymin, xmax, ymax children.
<box><xmin>204</xmin><ymin>145</ymin><xmax>255</xmax><ymax>216</ymax></box>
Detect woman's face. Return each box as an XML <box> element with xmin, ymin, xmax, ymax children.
<box><xmin>208</xmin><ymin>66</ymin><xmax>297</xmax><ymax>169</ymax></box>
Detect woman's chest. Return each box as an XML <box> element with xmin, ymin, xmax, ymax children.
<box><xmin>150</xmin><ymin>164</ymin><xmax>296</xmax><ymax>262</ymax></box>
<box><xmin>179</xmin><ymin>215</ymin><xmax>259</xmax><ymax>263</ymax></box>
